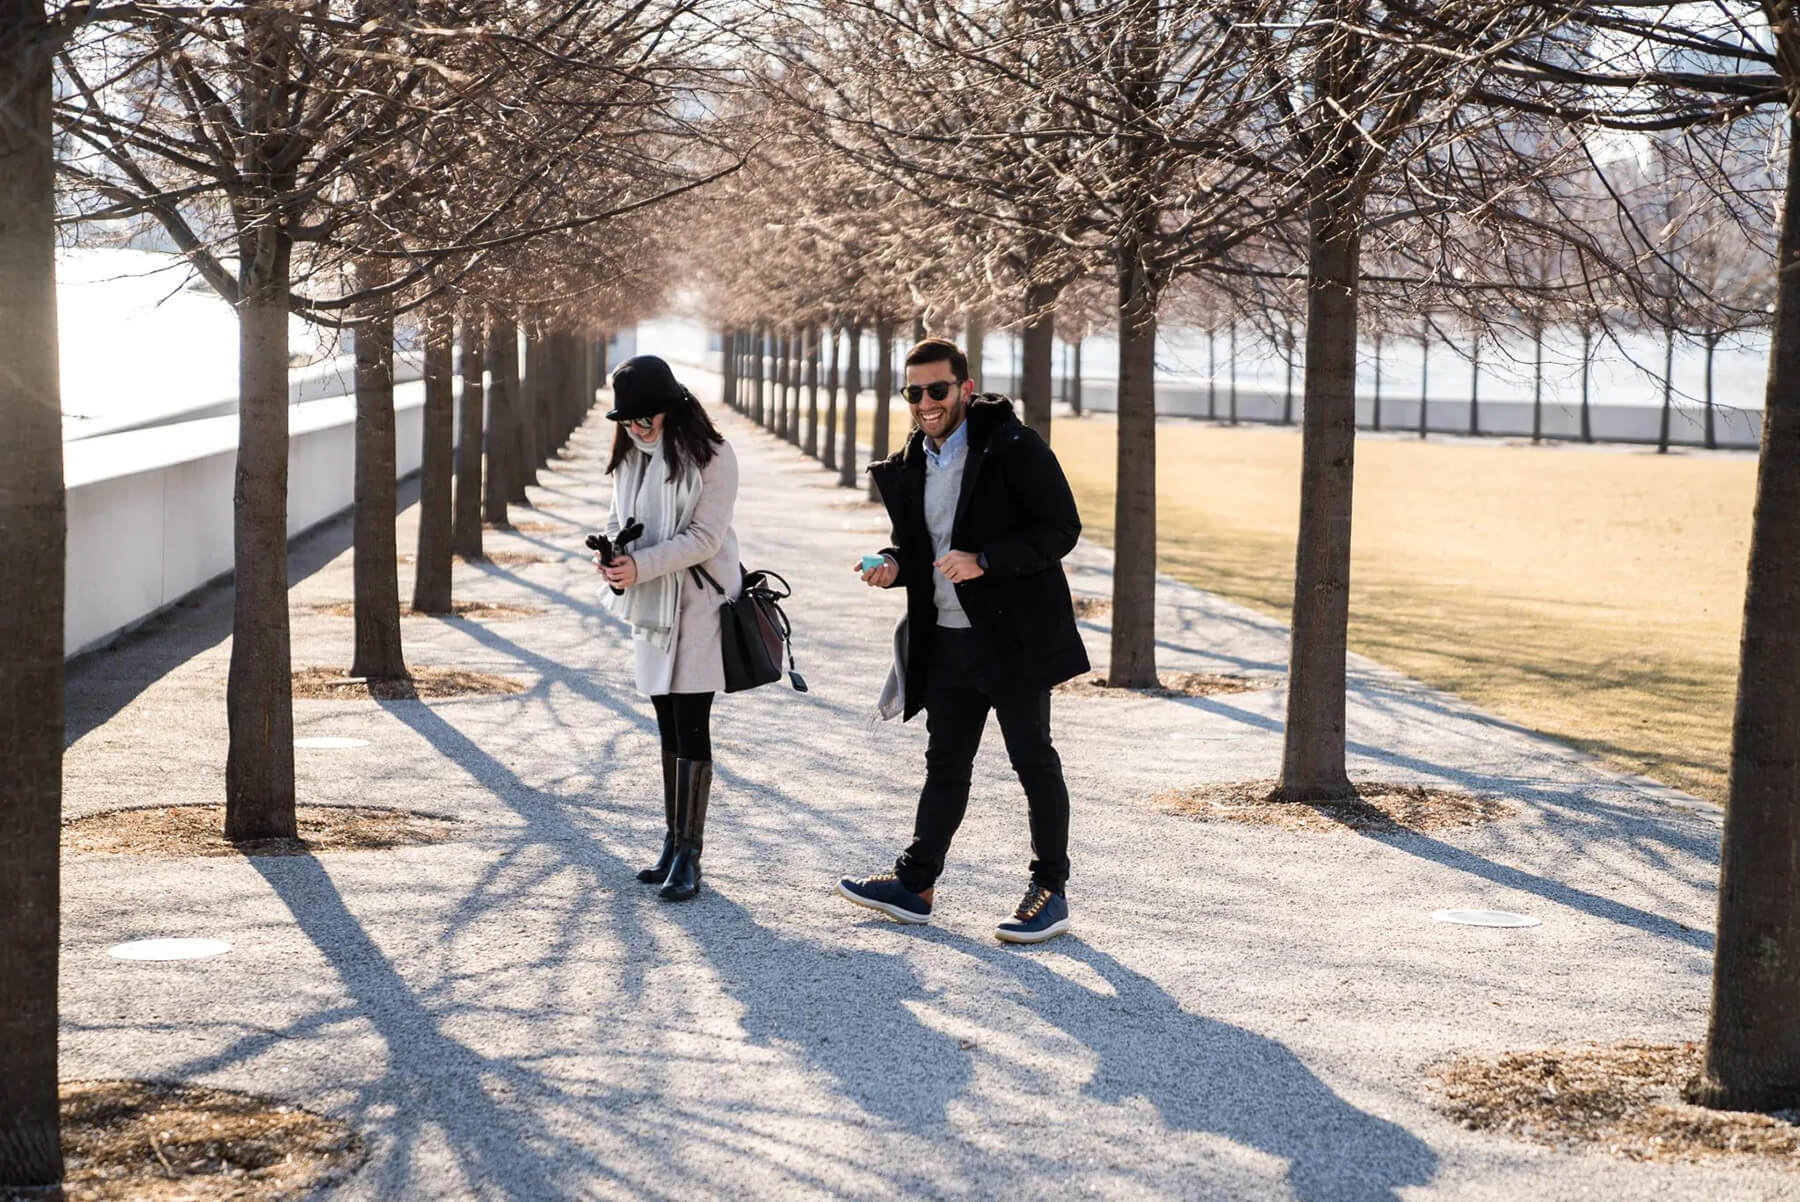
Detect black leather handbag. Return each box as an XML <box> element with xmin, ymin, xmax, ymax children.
<box><xmin>690</xmin><ymin>564</ymin><xmax>806</xmax><ymax>694</ymax></box>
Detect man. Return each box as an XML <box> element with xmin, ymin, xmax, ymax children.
<box><xmin>838</xmin><ymin>337</ymin><xmax>1089</xmax><ymax>944</ymax></box>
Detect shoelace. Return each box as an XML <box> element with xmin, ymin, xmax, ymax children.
<box><xmin>1016</xmin><ymin>887</ymin><xmax>1051</xmax><ymax>920</ymax></box>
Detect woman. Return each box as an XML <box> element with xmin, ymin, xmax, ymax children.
<box><xmin>595</xmin><ymin>354</ymin><xmax>740</xmax><ymax>902</ymax></box>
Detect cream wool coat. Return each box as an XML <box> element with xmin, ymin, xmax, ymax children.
<box><xmin>609</xmin><ymin>438</ymin><xmax>741</xmax><ymax>695</ymax></box>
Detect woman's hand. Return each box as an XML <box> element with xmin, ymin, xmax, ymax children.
<box><xmin>601</xmin><ymin>554</ymin><xmax>639</xmax><ymax>589</ymax></box>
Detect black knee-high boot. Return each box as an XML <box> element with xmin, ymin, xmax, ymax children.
<box><xmin>659</xmin><ymin>758</ymin><xmax>712</xmax><ymax>902</ymax></box>
<box><xmin>637</xmin><ymin>752</ymin><xmax>679</xmax><ymax>883</ymax></box>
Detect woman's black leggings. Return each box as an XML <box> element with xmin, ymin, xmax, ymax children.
<box><xmin>651</xmin><ymin>692</ymin><xmax>713</xmax><ymax>761</ymax></box>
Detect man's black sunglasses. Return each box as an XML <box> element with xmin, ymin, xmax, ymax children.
<box><xmin>900</xmin><ymin>381</ymin><xmax>959</xmax><ymax>404</ymax></box>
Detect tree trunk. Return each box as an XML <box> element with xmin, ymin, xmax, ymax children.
<box><xmin>1372</xmin><ymin>330</ymin><xmax>1383</xmax><ymax>431</ymax></box>
<box><xmin>414</xmin><ymin>309</ymin><xmax>455</xmax><ymax>613</ymax></box>
<box><xmin>1228</xmin><ymin>321</ymin><xmax>1239</xmax><ymax>425</ymax></box>
<box><xmin>1659</xmin><ymin>326</ymin><xmax>1675</xmax><ymax>453</ymax></box>
<box><xmin>1109</xmin><ymin>226</ymin><xmax>1160</xmax><ymax>688</ymax></box>
<box><xmin>453</xmin><ymin>309</ymin><xmax>485</xmax><ymax>559</ymax></box>
<box><xmin>1021</xmin><ymin>281</ymin><xmax>1059</xmax><ymax>439</ymax></box>
<box><xmin>804</xmin><ymin>325</ymin><xmax>821</xmax><ymax>456</ymax></box>
<box><xmin>1274</xmin><ymin>175</ymin><xmax>1363</xmax><ymax>802</ymax></box>
<box><xmin>1208</xmin><ymin>326</ymin><xmax>1217</xmax><ymax>419</ymax></box>
<box><xmin>550</xmin><ymin>335</ymin><xmax>567</xmax><ymax>451</ymax></box>
<box><xmin>965</xmin><ymin>311</ymin><xmax>985</xmax><ymax>390</ymax></box>
<box><xmin>1282</xmin><ymin>325</ymin><xmax>1296</xmax><ymax>425</ymax></box>
<box><xmin>1070</xmin><ymin>337</ymin><xmax>1083</xmax><ymax>417</ymax></box>
<box><xmin>840</xmin><ymin>321</ymin><xmax>862</xmax><ymax>487</ymax></box>
<box><xmin>1688</xmin><ymin>114</ymin><xmax>1800</xmax><ymax>1113</ymax></box>
<box><xmin>773</xmin><ymin>330</ymin><xmax>786</xmax><ymax>435</ymax></box>
<box><xmin>721</xmin><ymin>328</ymin><xmax>736</xmax><ymax>412</ymax></box>
<box><xmin>485</xmin><ymin>314</ymin><xmax>518</xmax><ymax>526</ymax></box>
<box><xmin>1705</xmin><ymin>333</ymin><xmax>1719</xmax><ymax>450</ymax></box>
<box><xmin>226</xmin><ymin>234</ymin><xmax>298</xmax><ymax>839</ymax></box>
<box><xmin>1531</xmin><ymin>320</ymin><xmax>1543</xmax><ymax>444</ymax></box>
<box><xmin>0</xmin><ymin>0</ymin><xmax>65</xmax><ymax>1178</ymax></box>
<box><xmin>823</xmin><ymin>326</ymin><xmax>840</xmax><ymax>471</ymax></box>
<box><xmin>753</xmin><ymin>325</ymin><xmax>766</xmax><ymax>426</ymax></box>
<box><xmin>787</xmin><ymin>330</ymin><xmax>803</xmax><ymax>445</ymax></box>
<box><xmin>869</xmin><ymin>317</ymin><xmax>895</xmax><ymax>500</ymax></box>
<box><xmin>1468</xmin><ymin>333</ymin><xmax>1481</xmax><ymax>436</ymax></box>
<box><xmin>1580</xmin><ymin>327</ymin><xmax>1593</xmax><ymax>443</ymax></box>
<box><xmin>350</xmin><ymin>261</ymin><xmax>405</xmax><ymax>680</ymax></box>
<box><xmin>511</xmin><ymin>323</ymin><xmax>538</xmax><ymax>499</ymax></box>
<box><xmin>1418</xmin><ymin>321</ymin><xmax>1430</xmax><ymax>439</ymax></box>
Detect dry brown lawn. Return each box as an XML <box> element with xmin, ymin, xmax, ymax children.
<box><xmin>1048</xmin><ymin>416</ymin><xmax>1753</xmax><ymax>806</ymax></box>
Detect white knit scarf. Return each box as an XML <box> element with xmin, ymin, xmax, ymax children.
<box><xmin>606</xmin><ymin>433</ymin><xmax>703</xmax><ymax>650</ymax></box>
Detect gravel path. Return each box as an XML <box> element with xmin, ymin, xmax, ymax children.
<box><xmin>59</xmin><ymin>367</ymin><xmax>1771</xmax><ymax>1201</ymax></box>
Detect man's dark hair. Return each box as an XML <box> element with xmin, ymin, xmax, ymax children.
<box><xmin>605</xmin><ymin>391</ymin><xmax>724</xmax><ymax>481</ymax></box>
<box><xmin>904</xmin><ymin>337</ymin><xmax>968</xmax><ymax>382</ymax></box>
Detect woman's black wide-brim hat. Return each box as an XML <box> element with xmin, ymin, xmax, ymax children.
<box><xmin>607</xmin><ymin>354</ymin><xmax>693</xmax><ymax>421</ymax></box>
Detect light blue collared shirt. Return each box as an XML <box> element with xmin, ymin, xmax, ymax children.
<box><xmin>922</xmin><ymin>419</ymin><xmax>969</xmax><ymax>468</ymax></box>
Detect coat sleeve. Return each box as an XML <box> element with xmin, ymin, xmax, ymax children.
<box><xmin>976</xmin><ymin>431</ymin><xmax>1082</xmax><ymax>578</ymax></box>
<box><xmin>872</xmin><ymin>465</ymin><xmax>909</xmax><ymax>589</ymax></box>
<box><xmin>629</xmin><ymin>440</ymin><xmax>738</xmax><ymax>583</ymax></box>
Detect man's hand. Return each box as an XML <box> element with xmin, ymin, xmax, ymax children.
<box><xmin>857</xmin><ymin>555</ymin><xmax>898</xmax><ymax>588</ymax></box>
<box><xmin>601</xmin><ymin>554</ymin><xmax>639</xmax><ymax>589</ymax></box>
<box><xmin>935</xmin><ymin>550</ymin><xmax>985</xmax><ymax>584</ymax></box>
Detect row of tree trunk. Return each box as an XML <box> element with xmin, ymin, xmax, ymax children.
<box><xmin>720</xmin><ymin>321</ymin><xmax>898</xmax><ymax>494</ymax></box>
<box><xmin>719</xmin><ymin>318</ymin><xmax>1096</xmax><ymax>478</ymax></box>
<box><xmin>229</xmin><ymin>305</ymin><xmax>603</xmax><ymax>848</ymax></box>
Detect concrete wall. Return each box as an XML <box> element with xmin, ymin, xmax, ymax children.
<box><xmin>63</xmin><ymin>382</ymin><xmax>427</xmax><ymax>657</ymax></box>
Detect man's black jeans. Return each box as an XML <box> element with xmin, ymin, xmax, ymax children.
<box><xmin>895</xmin><ymin>626</ymin><xmax>1071</xmax><ymax>895</ymax></box>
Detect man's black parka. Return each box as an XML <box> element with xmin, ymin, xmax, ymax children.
<box><xmin>868</xmin><ymin>395</ymin><xmax>1090</xmax><ymax>720</ymax></box>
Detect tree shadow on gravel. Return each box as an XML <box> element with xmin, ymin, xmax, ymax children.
<box><xmin>963</xmin><ymin>935</ymin><xmax>1437</xmax><ymax>1202</ymax></box>
<box><xmin>246</xmin><ymin>853</ymin><xmax>584</xmax><ymax>1202</ymax></box>
<box><xmin>679</xmin><ymin>890</ymin><xmax>973</xmax><ymax>1133</ymax></box>
<box><xmin>1159</xmin><ymin>688</ymin><xmax>1714</xmax><ymax>952</ymax></box>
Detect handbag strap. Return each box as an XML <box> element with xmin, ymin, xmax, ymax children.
<box><xmin>689</xmin><ymin>563</ymin><xmax>727</xmax><ymax>594</ymax></box>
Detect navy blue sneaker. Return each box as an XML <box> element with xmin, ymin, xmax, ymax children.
<box><xmin>995</xmin><ymin>884</ymin><xmax>1071</xmax><ymax>944</ymax></box>
<box><xmin>837</xmin><ymin>873</ymin><xmax>932</xmax><ymax>925</ymax></box>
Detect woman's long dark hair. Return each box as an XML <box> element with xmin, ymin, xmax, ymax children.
<box><xmin>606</xmin><ymin>390</ymin><xmax>724</xmax><ymax>482</ymax></box>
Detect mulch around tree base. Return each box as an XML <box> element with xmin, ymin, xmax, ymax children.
<box><xmin>291</xmin><ymin>666</ymin><xmax>528</xmax><ymax>700</ymax></box>
<box><xmin>1152</xmin><ymin>780</ymin><xmax>1519</xmax><ymax>833</ymax></box>
<box><xmin>20</xmin><ymin>1080</ymin><xmax>364</xmax><ymax>1202</ymax></box>
<box><xmin>302</xmin><ymin>601</ymin><xmax>543</xmax><ymax>620</ymax></box>
<box><xmin>1430</xmin><ymin>1043</ymin><xmax>1800</xmax><ymax>1165</ymax></box>
<box><xmin>1055</xmin><ymin>671</ymin><xmax>1276</xmax><ymax>698</ymax></box>
<box><xmin>63</xmin><ymin>804</ymin><xmax>460</xmax><ymax>858</ymax></box>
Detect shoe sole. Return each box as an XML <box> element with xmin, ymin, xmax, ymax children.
<box><xmin>836</xmin><ymin>881</ymin><xmax>931</xmax><ymax>925</ymax></box>
<box><xmin>995</xmin><ymin>916</ymin><xmax>1072</xmax><ymax>944</ymax></box>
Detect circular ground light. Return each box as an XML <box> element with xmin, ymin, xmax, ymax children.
<box><xmin>109</xmin><ymin>938</ymin><xmax>232</xmax><ymax>960</ymax></box>
<box><xmin>1432</xmin><ymin>909</ymin><xmax>1541</xmax><ymax>928</ymax></box>
<box><xmin>295</xmin><ymin>736</ymin><xmax>369</xmax><ymax>749</ymax></box>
